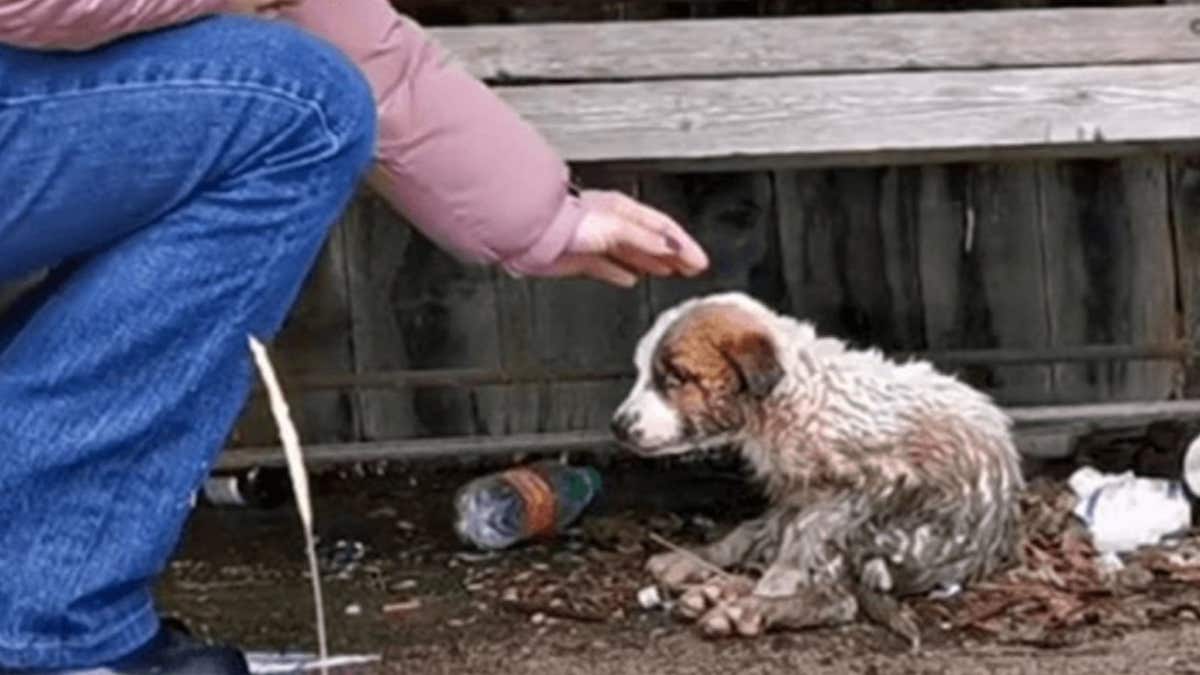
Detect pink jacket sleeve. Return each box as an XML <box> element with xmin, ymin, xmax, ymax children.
<box><xmin>282</xmin><ymin>0</ymin><xmax>584</xmax><ymax>274</ymax></box>
<box><xmin>0</xmin><ymin>0</ymin><xmax>225</xmax><ymax>51</ymax></box>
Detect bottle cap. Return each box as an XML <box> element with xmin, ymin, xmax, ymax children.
<box><xmin>202</xmin><ymin>475</ymin><xmax>247</xmax><ymax>507</ymax></box>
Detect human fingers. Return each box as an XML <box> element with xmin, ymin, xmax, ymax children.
<box><xmin>610</xmin><ymin>243</ymin><xmax>676</xmax><ymax>277</ymax></box>
<box><xmin>555</xmin><ymin>253</ymin><xmax>640</xmax><ymax>287</ymax></box>
<box><xmin>585</xmin><ymin>190</ymin><xmax>709</xmax><ymax>275</ymax></box>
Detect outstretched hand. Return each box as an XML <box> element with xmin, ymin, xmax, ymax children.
<box><xmin>541</xmin><ymin>189</ymin><xmax>709</xmax><ymax>287</ymax></box>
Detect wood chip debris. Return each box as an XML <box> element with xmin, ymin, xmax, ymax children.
<box><xmin>910</xmin><ymin>479</ymin><xmax>1200</xmax><ymax>646</ymax></box>
<box><xmin>368</xmin><ymin>460</ymin><xmax>1200</xmax><ymax>649</ymax></box>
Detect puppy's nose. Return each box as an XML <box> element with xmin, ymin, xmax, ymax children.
<box><xmin>610</xmin><ymin>410</ymin><xmax>642</xmax><ymax>443</ymax></box>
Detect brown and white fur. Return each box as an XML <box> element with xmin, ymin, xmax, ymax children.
<box><xmin>611</xmin><ymin>292</ymin><xmax>1024</xmax><ymax>647</ymax></box>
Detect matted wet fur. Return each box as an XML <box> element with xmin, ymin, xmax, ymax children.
<box><xmin>610</xmin><ymin>292</ymin><xmax>1025</xmax><ymax>648</ymax></box>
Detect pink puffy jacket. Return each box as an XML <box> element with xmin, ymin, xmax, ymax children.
<box><xmin>0</xmin><ymin>0</ymin><xmax>584</xmax><ymax>275</ymax></box>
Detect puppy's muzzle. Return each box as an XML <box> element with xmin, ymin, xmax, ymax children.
<box><xmin>610</xmin><ymin>410</ymin><xmax>644</xmax><ymax>446</ymax></box>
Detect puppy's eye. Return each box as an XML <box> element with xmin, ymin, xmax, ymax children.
<box><xmin>655</xmin><ymin>360</ymin><xmax>689</xmax><ymax>390</ymax></box>
<box><xmin>660</xmin><ymin>371</ymin><xmax>684</xmax><ymax>389</ymax></box>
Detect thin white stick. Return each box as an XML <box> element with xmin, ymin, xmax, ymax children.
<box><xmin>647</xmin><ymin>532</ymin><xmax>735</xmax><ymax>581</ymax></box>
<box><xmin>248</xmin><ymin>336</ymin><xmax>328</xmax><ymax>675</ymax></box>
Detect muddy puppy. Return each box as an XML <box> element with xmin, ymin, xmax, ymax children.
<box><xmin>611</xmin><ymin>292</ymin><xmax>1024</xmax><ymax>647</ymax></box>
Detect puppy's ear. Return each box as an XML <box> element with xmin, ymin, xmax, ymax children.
<box><xmin>721</xmin><ymin>331</ymin><xmax>783</xmax><ymax>399</ymax></box>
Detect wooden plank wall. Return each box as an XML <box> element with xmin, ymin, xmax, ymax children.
<box><xmin>0</xmin><ymin>0</ymin><xmax>1183</xmax><ymax>453</ymax></box>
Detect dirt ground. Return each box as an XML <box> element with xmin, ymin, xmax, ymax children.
<box><xmin>159</xmin><ymin>455</ymin><xmax>1200</xmax><ymax>675</ymax></box>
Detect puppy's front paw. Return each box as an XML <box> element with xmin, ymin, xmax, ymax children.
<box><xmin>677</xmin><ymin>574</ymin><xmax>755</xmax><ymax>620</ymax></box>
<box><xmin>698</xmin><ymin>585</ymin><xmax>860</xmax><ymax>640</ymax></box>
<box><xmin>699</xmin><ymin>595</ymin><xmax>767</xmax><ymax>638</ymax></box>
<box><xmin>646</xmin><ymin>551</ymin><xmax>719</xmax><ymax>590</ymax></box>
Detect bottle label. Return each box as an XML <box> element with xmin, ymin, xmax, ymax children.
<box><xmin>502</xmin><ymin>467</ymin><xmax>557</xmax><ymax>537</ymax></box>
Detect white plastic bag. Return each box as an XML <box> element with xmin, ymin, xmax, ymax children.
<box><xmin>1069</xmin><ymin>466</ymin><xmax>1192</xmax><ymax>554</ymax></box>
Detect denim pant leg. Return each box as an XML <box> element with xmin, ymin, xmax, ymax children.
<box><xmin>0</xmin><ymin>16</ymin><xmax>377</xmax><ymax>670</ymax></box>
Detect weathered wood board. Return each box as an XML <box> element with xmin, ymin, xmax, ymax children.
<box><xmin>1038</xmin><ymin>157</ymin><xmax>1181</xmax><ymax>403</ymax></box>
<box><xmin>494</xmin><ymin>63</ymin><xmax>1200</xmax><ymax>168</ymax></box>
<box><xmin>640</xmin><ymin>171</ymin><xmax>784</xmax><ymax>315</ymax></box>
<box><xmin>404</xmin><ymin>0</ymin><xmax>1154</xmax><ymax>30</ymax></box>
<box><xmin>491</xmin><ymin>168</ymin><xmax>650</xmax><ymax>436</ymax></box>
<box><xmin>774</xmin><ymin>167</ymin><xmax>927</xmax><ymax>352</ymax></box>
<box><xmin>918</xmin><ymin>163</ymin><xmax>1055</xmax><ymax>405</ymax></box>
<box><xmin>1171</xmin><ymin>155</ymin><xmax>1200</xmax><ymax>397</ymax></box>
<box><xmin>774</xmin><ymin>158</ymin><xmax>1181</xmax><ymax>407</ymax></box>
<box><xmin>341</xmin><ymin>192</ymin><xmax>508</xmax><ymax>441</ymax></box>
<box><xmin>338</xmin><ymin>193</ymin><xmax>419</xmax><ymax>442</ymax></box>
<box><xmin>432</xmin><ymin>6</ymin><xmax>1200</xmax><ymax>82</ymax></box>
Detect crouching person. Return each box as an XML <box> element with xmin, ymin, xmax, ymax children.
<box><xmin>0</xmin><ymin>1</ymin><xmax>708</xmax><ymax>672</ymax></box>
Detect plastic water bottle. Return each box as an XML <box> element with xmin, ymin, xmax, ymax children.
<box><xmin>453</xmin><ymin>460</ymin><xmax>602</xmax><ymax>550</ymax></box>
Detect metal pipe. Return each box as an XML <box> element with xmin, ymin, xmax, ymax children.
<box><xmin>279</xmin><ymin>366</ymin><xmax>631</xmax><ymax>391</ymax></box>
<box><xmin>271</xmin><ymin>342</ymin><xmax>1194</xmax><ymax>392</ymax></box>
<box><xmin>1006</xmin><ymin>399</ymin><xmax>1200</xmax><ymax>426</ymax></box>
<box><xmin>216</xmin><ymin>398</ymin><xmax>1200</xmax><ymax>470</ymax></box>
<box><xmin>218</xmin><ymin>431</ymin><xmax>612</xmax><ymax>470</ymax></box>
<box><xmin>906</xmin><ymin>343</ymin><xmax>1192</xmax><ymax>366</ymax></box>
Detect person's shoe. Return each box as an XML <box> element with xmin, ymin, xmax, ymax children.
<box><xmin>30</xmin><ymin>618</ymin><xmax>249</xmax><ymax>675</ymax></box>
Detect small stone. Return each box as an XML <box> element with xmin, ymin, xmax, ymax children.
<box><xmin>391</xmin><ymin>579</ymin><xmax>419</xmax><ymax>591</ymax></box>
<box><xmin>368</xmin><ymin>506</ymin><xmax>398</xmax><ymax>519</ymax></box>
<box><xmin>531</xmin><ymin>613</ymin><xmax>547</xmax><ymax>624</ymax></box>
<box><xmin>637</xmin><ymin>585</ymin><xmax>664</xmax><ymax>610</ymax></box>
<box><xmin>927</xmin><ymin>582</ymin><xmax>961</xmax><ymax>600</ymax></box>
<box><xmin>382</xmin><ymin>599</ymin><xmax>421</xmax><ymax>614</ymax></box>
<box><xmin>648</xmin><ymin>514</ymin><xmax>684</xmax><ymax>532</ymax></box>
<box><xmin>345</xmin><ymin>603</ymin><xmax>362</xmax><ymax>616</ymax></box>
<box><xmin>456</xmin><ymin>552</ymin><xmax>498</xmax><ymax>564</ymax></box>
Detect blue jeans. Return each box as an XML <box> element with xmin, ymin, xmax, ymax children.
<box><xmin>0</xmin><ymin>15</ymin><xmax>376</xmax><ymax>670</ymax></box>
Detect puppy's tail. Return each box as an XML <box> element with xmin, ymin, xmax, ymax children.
<box><xmin>854</xmin><ymin>586</ymin><xmax>922</xmax><ymax>654</ymax></box>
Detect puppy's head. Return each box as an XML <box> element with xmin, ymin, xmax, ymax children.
<box><xmin>611</xmin><ymin>295</ymin><xmax>784</xmax><ymax>456</ymax></box>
